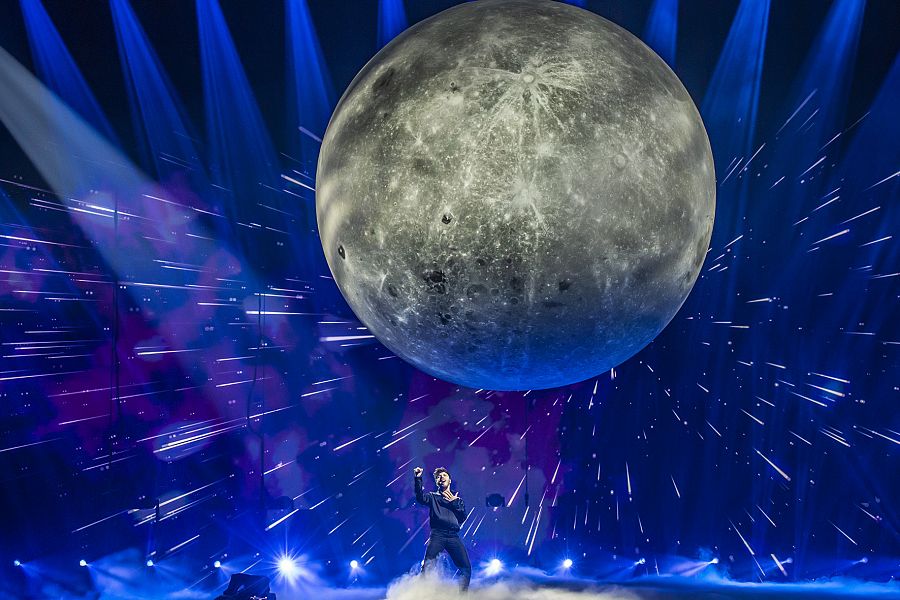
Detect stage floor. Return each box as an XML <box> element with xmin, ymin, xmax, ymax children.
<box><xmin>9</xmin><ymin>564</ymin><xmax>899</xmax><ymax>599</ymax></box>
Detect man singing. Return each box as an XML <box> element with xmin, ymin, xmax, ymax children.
<box><xmin>414</xmin><ymin>466</ymin><xmax>472</xmax><ymax>591</ymax></box>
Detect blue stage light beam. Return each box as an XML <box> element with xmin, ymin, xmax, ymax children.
<box><xmin>19</xmin><ymin>0</ymin><xmax>120</xmax><ymax>146</ymax></box>
<box><xmin>642</xmin><ymin>0</ymin><xmax>677</xmax><ymax>69</ymax></box>
<box><xmin>285</xmin><ymin>0</ymin><xmax>334</xmax><ymax>170</ymax></box>
<box><xmin>767</xmin><ymin>0</ymin><xmax>866</xmax><ymax>224</ymax></box>
<box><xmin>110</xmin><ymin>0</ymin><xmax>209</xmax><ymax>184</ymax></box>
<box><xmin>377</xmin><ymin>0</ymin><xmax>408</xmax><ymax>49</ymax></box>
<box><xmin>774</xmin><ymin>0</ymin><xmax>865</xmax><ymax>151</ymax></box>
<box><xmin>701</xmin><ymin>0</ymin><xmax>769</xmax><ymax>182</ymax></box>
<box><xmin>196</xmin><ymin>0</ymin><xmax>280</xmax><ymax>209</ymax></box>
<box><xmin>836</xmin><ymin>54</ymin><xmax>899</xmax><ymax>199</ymax></box>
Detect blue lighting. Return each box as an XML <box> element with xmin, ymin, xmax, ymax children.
<box><xmin>562</xmin><ymin>558</ymin><xmax>573</xmax><ymax>569</ymax></box>
<box><xmin>377</xmin><ymin>0</ymin><xmax>408</xmax><ymax>49</ymax></box>
<box><xmin>19</xmin><ymin>0</ymin><xmax>119</xmax><ymax>144</ymax></box>
<box><xmin>643</xmin><ymin>0</ymin><xmax>678</xmax><ymax>68</ymax></box>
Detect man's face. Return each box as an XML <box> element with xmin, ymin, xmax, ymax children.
<box><xmin>435</xmin><ymin>471</ymin><xmax>451</xmax><ymax>490</ymax></box>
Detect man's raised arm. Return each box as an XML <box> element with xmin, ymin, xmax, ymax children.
<box><xmin>413</xmin><ymin>466</ymin><xmax>430</xmax><ymax>505</ymax></box>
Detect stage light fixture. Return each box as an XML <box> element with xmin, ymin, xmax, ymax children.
<box><xmin>486</xmin><ymin>558</ymin><xmax>503</xmax><ymax>575</ymax></box>
<box><xmin>79</xmin><ymin>559</ymin><xmax>87</xmax><ymax>567</ymax></box>
<box><xmin>562</xmin><ymin>558</ymin><xmax>573</xmax><ymax>569</ymax></box>
<box><xmin>710</xmin><ymin>557</ymin><xmax>719</xmax><ymax>564</ymax></box>
<box><xmin>349</xmin><ymin>560</ymin><xmax>359</xmax><ymax>570</ymax></box>
<box><xmin>146</xmin><ymin>559</ymin><xmax>154</xmax><ymax>567</ymax></box>
<box><xmin>277</xmin><ymin>556</ymin><xmax>298</xmax><ymax>577</ymax></box>
<box><xmin>13</xmin><ymin>559</ymin><xmax>21</xmax><ymax>567</ymax></box>
<box><xmin>214</xmin><ymin>560</ymin><xmax>222</xmax><ymax>569</ymax></box>
<box><xmin>485</xmin><ymin>493</ymin><xmax>505</xmax><ymax>507</ymax></box>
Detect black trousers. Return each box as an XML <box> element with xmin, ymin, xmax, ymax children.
<box><xmin>422</xmin><ymin>530</ymin><xmax>472</xmax><ymax>591</ymax></box>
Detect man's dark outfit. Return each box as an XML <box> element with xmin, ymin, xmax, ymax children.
<box><xmin>414</xmin><ymin>473</ymin><xmax>472</xmax><ymax>591</ymax></box>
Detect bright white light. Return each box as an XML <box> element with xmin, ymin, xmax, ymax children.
<box><xmin>13</xmin><ymin>560</ymin><xmax>21</xmax><ymax>567</ymax></box>
<box><xmin>350</xmin><ymin>560</ymin><xmax>359</xmax><ymax>570</ymax></box>
<box><xmin>278</xmin><ymin>556</ymin><xmax>299</xmax><ymax>577</ymax></box>
<box><xmin>213</xmin><ymin>560</ymin><xmax>222</xmax><ymax>569</ymax></box>
<box><xmin>79</xmin><ymin>559</ymin><xmax>87</xmax><ymax>567</ymax></box>
<box><xmin>635</xmin><ymin>558</ymin><xmax>646</xmax><ymax>566</ymax></box>
<box><xmin>562</xmin><ymin>558</ymin><xmax>573</xmax><ymax>569</ymax></box>
<box><xmin>710</xmin><ymin>557</ymin><xmax>719</xmax><ymax>565</ymax></box>
<box><xmin>146</xmin><ymin>559</ymin><xmax>154</xmax><ymax>567</ymax></box>
<box><xmin>485</xmin><ymin>558</ymin><xmax>503</xmax><ymax>575</ymax></box>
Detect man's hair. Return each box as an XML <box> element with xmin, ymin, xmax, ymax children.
<box><xmin>433</xmin><ymin>467</ymin><xmax>450</xmax><ymax>481</ymax></box>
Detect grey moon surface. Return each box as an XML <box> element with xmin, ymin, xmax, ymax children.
<box><xmin>316</xmin><ymin>0</ymin><xmax>715</xmax><ymax>391</ymax></box>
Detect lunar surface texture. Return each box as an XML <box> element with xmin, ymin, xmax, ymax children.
<box><xmin>316</xmin><ymin>0</ymin><xmax>715</xmax><ymax>391</ymax></box>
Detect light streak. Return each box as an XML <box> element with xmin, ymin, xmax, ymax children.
<box><xmin>333</xmin><ymin>432</ymin><xmax>372</xmax><ymax>451</ymax></box>
<box><xmin>812</xmin><ymin>229</ymin><xmax>849</xmax><ymax>245</ymax></box>
<box><xmin>300</xmin><ymin>387</ymin><xmax>335</xmax><ymax>398</ymax></box>
<box><xmin>789</xmin><ymin>391</ymin><xmax>827</xmax><ymax>407</ymax></box>
<box><xmin>798</xmin><ymin>156</ymin><xmax>825</xmax><ymax>178</ymax></box>
<box><xmin>805</xmin><ymin>383</ymin><xmax>844</xmax><ymax>397</ymax></box>
<box><xmin>507</xmin><ymin>475</ymin><xmax>527</xmax><ymax>507</ymax></box>
<box><xmin>319</xmin><ymin>334</ymin><xmax>375</xmax><ymax>342</ymax></box>
<box><xmin>265</xmin><ymin>509</ymin><xmax>299</xmax><ymax>531</ymax></box>
<box><xmin>862</xmin><ymin>169</ymin><xmax>899</xmax><ymax>191</ymax></box>
<box><xmin>771</xmin><ymin>554</ymin><xmax>787</xmax><ymax>576</ymax></box>
<box><xmin>755</xmin><ymin>449</ymin><xmax>791</xmax><ymax>481</ymax></box>
<box><xmin>58</xmin><ymin>413</ymin><xmax>109</xmax><ymax>426</ymax></box>
<box><xmin>467</xmin><ymin>424</ymin><xmax>493</xmax><ymax>447</ymax></box>
<box><xmin>381</xmin><ymin>429</ymin><xmax>415</xmax><ymax>449</ymax></box>
<box><xmin>167</xmin><ymin>534</ymin><xmax>200</xmax><ymax>554</ymax></box>
<box><xmin>776</xmin><ymin>89</ymin><xmax>816</xmax><ymax>135</ymax></box>
<box><xmin>741</xmin><ymin>409</ymin><xmax>764</xmax><ymax>425</ymax></box>
<box><xmin>829</xmin><ymin>521</ymin><xmax>857</xmax><ymax>545</ymax></box>
<box><xmin>859</xmin><ymin>235</ymin><xmax>891</xmax><ymax>247</ymax></box>
<box><xmin>729</xmin><ymin>519</ymin><xmax>755</xmax><ymax>556</ymax></box>
<box><xmin>0</xmin><ymin>437</ymin><xmax>61</xmax><ymax>453</ymax></box>
<box><xmin>724</xmin><ymin>235</ymin><xmax>743</xmax><ymax>249</ymax></box>
<box><xmin>786</xmin><ymin>431</ymin><xmax>811</xmax><ymax>447</ymax></box>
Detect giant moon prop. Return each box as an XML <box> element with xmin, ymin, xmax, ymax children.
<box><xmin>316</xmin><ymin>0</ymin><xmax>715</xmax><ymax>390</ymax></box>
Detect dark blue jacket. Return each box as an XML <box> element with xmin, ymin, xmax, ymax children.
<box><xmin>415</xmin><ymin>475</ymin><xmax>467</xmax><ymax>533</ymax></box>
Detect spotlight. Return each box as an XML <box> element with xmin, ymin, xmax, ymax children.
<box><xmin>562</xmin><ymin>558</ymin><xmax>573</xmax><ymax>569</ymax></box>
<box><xmin>486</xmin><ymin>558</ymin><xmax>503</xmax><ymax>575</ymax></box>
<box><xmin>278</xmin><ymin>556</ymin><xmax>298</xmax><ymax>578</ymax></box>
<box><xmin>146</xmin><ymin>559</ymin><xmax>154</xmax><ymax>567</ymax></box>
<box><xmin>13</xmin><ymin>559</ymin><xmax>21</xmax><ymax>567</ymax></box>
<box><xmin>349</xmin><ymin>560</ymin><xmax>359</xmax><ymax>570</ymax></box>
<box><xmin>710</xmin><ymin>557</ymin><xmax>719</xmax><ymax>565</ymax></box>
<box><xmin>635</xmin><ymin>558</ymin><xmax>646</xmax><ymax>566</ymax></box>
<box><xmin>214</xmin><ymin>560</ymin><xmax>222</xmax><ymax>569</ymax></box>
<box><xmin>79</xmin><ymin>559</ymin><xmax>88</xmax><ymax>567</ymax></box>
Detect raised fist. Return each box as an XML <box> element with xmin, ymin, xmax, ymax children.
<box><xmin>413</xmin><ymin>467</ymin><xmax>423</xmax><ymax>477</ymax></box>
